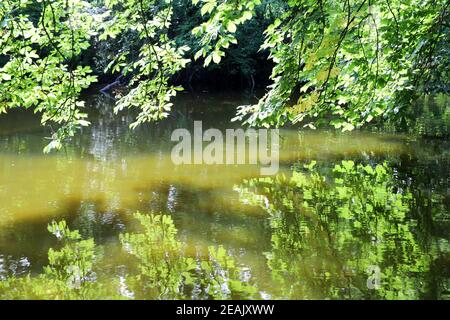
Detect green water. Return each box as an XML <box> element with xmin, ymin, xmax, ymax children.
<box><xmin>0</xmin><ymin>92</ymin><xmax>449</xmax><ymax>299</ymax></box>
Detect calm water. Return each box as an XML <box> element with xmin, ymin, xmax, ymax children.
<box><xmin>0</xmin><ymin>92</ymin><xmax>449</xmax><ymax>299</ymax></box>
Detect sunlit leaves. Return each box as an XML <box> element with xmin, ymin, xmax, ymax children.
<box><xmin>192</xmin><ymin>0</ymin><xmax>260</xmax><ymax>66</ymax></box>
<box><xmin>1</xmin><ymin>0</ymin><xmax>448</xmax><ymax>150</ymax></box>
<box><xmin>103</xmin><ymin>0</ymin><xmax>191</xmax><ymax>129</ymax></box>
<box><xmin>228</xmin><ymin>0</ymin><xmax>449</xmax><ymax>129</ymax></box>
<box><xmin>0</xmin><ymin>0</ymin><xmax>99</xmax><ymax>152</ymax></box>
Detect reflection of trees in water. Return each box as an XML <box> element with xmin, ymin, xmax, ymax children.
<box><xmin>71</xmin><ymin>92</ymin><xmax>256</xmax><ymax>160</ymax></box>
<box><xmin>0</xmin><ymin>213</ymin><xmax>259</xmax><ymax>300</ymax></box>
<box><xmin>235</xmin><ymin>161</ymin><xmax>449</xmax><ymax>299</ymax></box>
<box><xmin>381</xmin><ymin>94</ymin><xmax>449</xmax><ymax>138</ymax></box>
<box><xmin>70</xmin><ymin>200</ymin><xmax>127</xmax><ymax>241</ymax></box>
<box><xmin>0</xmin><ymin>255</ymin><xmax>30</xmax><ymax>280</ymax></box>
<box><xmin>0</xmin><ymin>93</ymin><xmax>212</xmax><ymax>158</ymax></box>
<box><xmin>1</xmin><ymin>160</ymin><xmax>448</xmax><ymax>299</ymax></box>
<box><xmin>0</xmin><ymin>90</ymin><xmax>254</xmax><ymax>157</ymax></box>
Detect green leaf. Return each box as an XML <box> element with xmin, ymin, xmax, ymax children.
<box><xmin>227</xmin><ymin>22</ymin><xmax>237</xmax><ymax>33</ymax></box>
<box><xmin>212</xmin><ymin>51</ymin><xmax>222</xmax><ymax>64</ymax></box>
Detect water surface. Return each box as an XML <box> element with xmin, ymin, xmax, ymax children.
<box><xmin>0</xmin><ymin>92</ymin><xmax>448</xmax><ymax>299</ymax></box>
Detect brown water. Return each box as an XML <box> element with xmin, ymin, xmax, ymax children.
<box><xmin>0</xmin><ymin>92</ymin><xmax>449</xmax><ymax>299</ymax></box>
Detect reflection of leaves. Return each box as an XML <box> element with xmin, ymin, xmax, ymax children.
<box><xmin>0</xmin><ymin>213</ymin><xmax>259</xmax><ymax>300</ymax></box>
<box><xmin>120</xmin><ymin>213</ymin><xmax>188</xmax><ymax>299</ymax></box>
<box><xmin>122</xmin><ymin>212</ymin><xmax>259</xmax><ymax>300</ymax></box>
<box><xmin>194</xmin><ymin>245</ymin><xmax>259</xmax><ymax>300</ymax></box>
<box><xmin>46</xmin><ymin>220</ymin><xmax>96</xmax><ymax>290</ymax></box>
<box><xmin>236</xmin><ymin>161</ymin><xmax>438</xmax><ymax>299</ymax></box>
<box><xmin>0</xmin><ymin>221</ymin><xmax>111</xmax><ymax>300</ymax></box>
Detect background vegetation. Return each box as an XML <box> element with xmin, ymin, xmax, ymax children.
<box><xmin>1</xmin><ymin>0</ymin><xmax>448</xmax><ymax>151</ymax></box>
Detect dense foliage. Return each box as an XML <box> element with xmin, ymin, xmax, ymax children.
<box><xmin>0</xmin><ymin>0</ymin><xmax>99</xmax><ymax>151</ymax></box>
<box><xmin>230</xmin><ymin>0</ymin><xmax>450</xmax><ymax>130</ymax></box>
<box><xmin>1</xmin><ymin>0</ymin><xmax>449</xmax><ymax>150</ymax></box>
